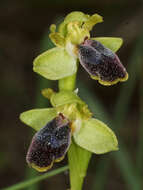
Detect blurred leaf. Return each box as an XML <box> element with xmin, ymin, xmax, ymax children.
<box><xmin>78</xmin><ymin>81</ymin><xmax>141</xmax><ymax>190</ymax></box>
<box><xmin>114</xmin><ymin>143</ymin><xmax>142</xmax><ymax>190</ymax></box>
<box><xmin>68</xmin><ymin>140</ymin><xmax>91</xmax><ymax>190</ymax></box>
<box><xmin>74</xmin><ymin>118</ymin><xmax>118</xmax><ymax>154</ymax></box>
<box><xmin>33</xmin><ymin>47</ymin><xmax>77</xmax><ymax>80</ymax></box>
<box><xmin>20</xmin><ymin>108</ymin><xmax>57</xmax><ymax>131</ymax></box>
<box><xmin>4</xmin><ymin>166</ymin><xmax>69</xmax><ymax>190</ymax></box>
<box><xmin>92</xmin><ymin>37</ymin><xmax>123</xmax><ymax>52</ymax></box>
<box><xmin>136</xmin><ymin>71</ymin><xmax>143</xmax><ymax>176</ymax></box>
<box><xmin>25</xmin><ymin>17</ymin><xmax>64</xmax><ymax>190</ymax></box>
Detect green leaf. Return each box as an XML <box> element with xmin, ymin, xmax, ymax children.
<box><xmin>20</xmin><ymin>108</ymin><xmax>57</xmax><ymax>131</ymax></box>
<box><xmin>83</xmin><ymin>14</ymin><xmax>103</xmax><ymax>31</ymax></box>
<box><xmin>92</xmin><ymin>37</ymin><xmax>123</xmax><ymax>52</ymax></box>
<box><xmin>33</xmin><ymin>47</ymin><xmax>77</xmax><ymax>80</ymax></box>
<box><xmin>58</xmin><ymin>11</ymin><xmax>89</xmax><ymax>36</ymax></box>
<box><xmin>68</xmin><ymin>140</ymin><xmax>91</xmax><ymax>190</ymax></box>
<box><xmin>50</xmin><ymin>90</ymin><xmax>85</xmax><ymax>107</ymax></box>
<box><xmin>74</xmin><ymin>118</ymin><xmax>118</xmax><ymax>154</ymax></box>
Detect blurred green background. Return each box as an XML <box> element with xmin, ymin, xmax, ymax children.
<box><xmin>1</xmin><ymin>0</ymin><xmax>143</xmax><ymax>189</ymax></box>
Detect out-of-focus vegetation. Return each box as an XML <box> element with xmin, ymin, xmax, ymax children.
<box><xmin>1</xmin><ymin>0</ymin><xmax>143</xmax><ymax>189</ymax></box>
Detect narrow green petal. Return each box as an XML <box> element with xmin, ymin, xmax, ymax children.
<box><xmin>50</xmin><ymin>91</ymin><xmax>85</xmax><ymax>107</ymax></box>
<box><xmin>20</xmin><ymin>108</ymin><xmax>57</xmax><ymax>131</ymax></box>
<box><xmin>49</xmin><ymin>32</ymin><xmax>65</xmax><ymax>47</ymax></box>
<box><xmin>74</xmin><ymin>118</ymin><xmax>118</xmax><ymax>154</ymax></box>
<box><xmin>92</xmin><ymin>37</ymin><xmax>123</xmax><ymax>52</ymax></box>
<box><xmin>64</xmin><ymin>11</ymin><xmax>89</xmax><ymax>23</ymax></box>
<box><xmin>83</xmin><ymin>14</ymin><xmax>103</xmax><ymax>31</ymax></box>
<box><xmin>33</xmin><ymin>47</ymin><xmax>77</xmax><ymax>80</ymax></box>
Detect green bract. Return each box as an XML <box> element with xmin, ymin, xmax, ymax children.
<box><xmin>33</xmin><ymin>47</ymin><xmax>77</xmax><ymax>80</ymax></box>
<box><xmin>73</xmin><ymin>118</ymin><xmax>118</xmax><ymax>154</ymax></box>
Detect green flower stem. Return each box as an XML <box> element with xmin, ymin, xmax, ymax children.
<box><xmin>3</xmin><ymin>166</ymin><xmax>69</xmax><ymax>190</ymax></box>
<box><xmin>25</xmin><ymin>30</ymin><xmax>55</xmax><ymax>190</ymax></box>
<box><xmin>59</xmin><ymin>72</ymin><xmax>77</xmax><ymax>91</ymax></box>
<box><xmin>59</xmin><ymin>72</ymin><xmax>91</xmax><ymax>190</ymax></box>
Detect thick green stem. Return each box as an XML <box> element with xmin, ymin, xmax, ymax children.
<box><xmin>59</xmin><ymin>73</ymin><xmax>91</xmax><ymax>190</ymax></box>
<box><xmin>59</xmin><ymin>73</ymin><xmax>77</xmax><ymax>91</ymax></box>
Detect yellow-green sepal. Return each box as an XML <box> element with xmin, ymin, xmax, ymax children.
<box><xmin>20</xmin><ymin>108</ymin><xmax>57</xmax><ymax>131</ymax></box>
<box><xmin>91</xmin><ymin>37</ymin><xmax>123</xmax><ymax>52</ymax></box>
<box><xmin>33</xmin><ymin>47</ymin><xmax>77</xmax><ymax>80</ymax></box>
<box><xmin>73</xmin><ymin>118</ymin><xmax>118</xmax><ymax>154</ymax></box>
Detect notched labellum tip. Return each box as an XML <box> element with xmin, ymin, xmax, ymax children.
<box><xmin>26</xmin><ymin>113</ymin><xmax>71</xmax><ymax>172</ymax></box>
<box><xmin>78</xmin><ymin>39</ymin><xmax>128</xmax><ymax>85</ymax></box>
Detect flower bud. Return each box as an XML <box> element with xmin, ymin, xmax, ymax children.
<box><xmin>78</xmin><ymin>39</ymin><xmax>128</xmax><ymax>85</ymax></box>
<box><xmin>26</xmin><ymin>113</ymin><xmax>71</xmax><ymax>172</ymax></box>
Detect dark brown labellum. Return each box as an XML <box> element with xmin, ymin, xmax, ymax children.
<box><xmin>78</xmin><ymin>39</ymin><xmax>128</xmax><ymax>85</ymax></box>
<box><xmin>26</xmin><ymin>113</ymin><xmax>71</xmax><ymax>172</ymax></box>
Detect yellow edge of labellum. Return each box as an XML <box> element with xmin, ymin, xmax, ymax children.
<box><xmin>29</xmin><ymin>155</ymin><xmax>65</xmax><ymax>172</ymax></box>
<box><xmin>91</xmin><ymin>72</ymin><xmax>129</xmax><ymax>86</ymax></box>
<box><xmin>30</xmin><ymin>162</ymin><xmax>54</xmax><ymax>172</ymax></box>
<box><xmin>55</xmin><ymin>155</ymin><xmax>65</xmax><ymax>162</ymax></box>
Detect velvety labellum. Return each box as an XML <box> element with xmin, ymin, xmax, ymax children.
<box><xmin>26</xmin><ymin>113</ymin><xmax>71</xmax><ymax>172</ymax></box>
<box><xmin>78</xmin><ymin>39</ymin><xmax>128</xmax><ymax>85</ymax></box>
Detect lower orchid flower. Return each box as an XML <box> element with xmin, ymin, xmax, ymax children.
<box><xmin>20</xmin><ymin>89</ymin><xmax>118</xmax><ymax>172</ymax></box>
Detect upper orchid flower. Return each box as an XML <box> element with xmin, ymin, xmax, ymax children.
<box><xmin>33</xmin><ymin>11</ymin><xmax>128</xmax><ymax>86</ymax></box>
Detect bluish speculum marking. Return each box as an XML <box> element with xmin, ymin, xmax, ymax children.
<box><xmin>26</xmin><ymin>113</ymin><xmax>71</xmax><ymax>171</ymax></box>
<box><xmin>78</xmin><ymin>39</ymin><xmax>127</xmax><ymax>83</ymax></box>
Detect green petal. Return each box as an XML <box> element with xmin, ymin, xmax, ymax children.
<box><xmin>92</xmin><ymin>37</ymin><xmax>123</xmax><ymax>52</ymax></box>
<box><xmin>59</xmin><ymin>11</ymin><xmax>89</xmax><ymax>36</ymax></box>
<box><xmin>49</xmin><ymin>32</ymin><xmax>65</xmax><ymax>47</ymax></box>
<box><xmin>74</xmin><ymin>118</ymin><xmax>118</xmax><ymax>154</ymax></box>
<box><xmin>20</xmin><ymin>108</ymin><xmax>57</xmax><ymax>131</ymax></box>
<box><xmin>33</xmin><ymin>47</ymin><xmax>77</xmax><ymax>80</ymax></box>
<box><xmin>50</xmin><ymin>91</ymin><xmax>85</xmax><ymax>107</ymax></box>
<box><xmin>83</xmin><ymin>14</ymin><xmax>103</xmax><ymax>31</ymax></box>
<box><xmin>64</xmin><ymin>11</ymin><xmax>89</xmax><ymax>23</ymax></box>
